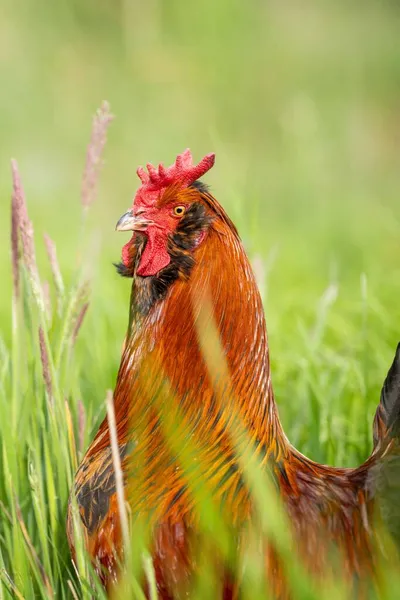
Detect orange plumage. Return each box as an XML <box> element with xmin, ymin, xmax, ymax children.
<box><xmin>67</xmin><ymin>150</ymin><xmax>400</xmax><ymax>598</ymax></box>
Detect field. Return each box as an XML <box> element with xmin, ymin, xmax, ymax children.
<box><xmin>1</xmin><ymin>0</ymin><xmax>400</xmax><ymax>597</ymax></box>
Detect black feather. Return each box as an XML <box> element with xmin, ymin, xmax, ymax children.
<box><xmin>367</xmin><ymin>345</ymin><xmax>400</xmax><ymax>551</ymax></box>
<box><xmin>114</xmin><ymin>261</ymin><xmax>134</xmax><ymax>277</ymax></box>
<box><xmin>380</xmin><ymin>343</ymin><xmax>400</xmax><ymax>437</ymax></box>
<box><xmin>76</xmin><ymin>444</ymin><xmax>130</xmax><ymax>534</ymax></box>
<box><xmin>190</xmin><ymin>180</ymin><xmax>210</xmax><ymax>194</ymax></box>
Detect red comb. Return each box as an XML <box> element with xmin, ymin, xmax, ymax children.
<box><xmin>133</xmin><ymin>149</ymin><xmax>215</xmax><ymax>208</ymax></box>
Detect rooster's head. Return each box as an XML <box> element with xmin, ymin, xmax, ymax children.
<box><xmin>115</xmin><ymin>149</ymin><xmax>217</xmax><ymax>279</ymax></box>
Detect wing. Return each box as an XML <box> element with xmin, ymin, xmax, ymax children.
<box><xmin>67</xmin><ymin>443</ymin><xmax>130</xmax><ymax>586</ymax></box>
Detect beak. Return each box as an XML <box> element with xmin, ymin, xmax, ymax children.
<box><xmin>115</xmin><ymin>210</ymin><xmax>151</xmax><ymax>232</ymax></box>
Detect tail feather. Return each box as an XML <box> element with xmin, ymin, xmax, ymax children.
<box><xmin>373</xmin><ymin>343</ymin><xmax>400</xmax><ymax>447</ymax></box>
<box><xmin>369</xmin><ymin>344</ymin><xmax>400</xmax><ymax>548</ymax></box>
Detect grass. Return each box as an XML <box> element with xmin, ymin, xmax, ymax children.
<box><xmin>1</xmin><ymin>0</ymin><xmax>400</xmax><ymax>597</ymax></box>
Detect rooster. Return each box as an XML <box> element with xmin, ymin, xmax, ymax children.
<box><xmin>68</xmin><ymin>149</ymin><xmax>400</xmax><ymax>598</ymax></box>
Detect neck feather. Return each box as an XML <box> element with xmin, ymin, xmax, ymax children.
<box><xmin>107</xmin><ymin>215</ymin><xmax>287</xmax><ymax>463</ymax></box>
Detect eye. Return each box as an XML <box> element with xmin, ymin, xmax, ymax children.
<box><xmin>173</xmin><ymin>205</ymin><xmax>186</xmax><ymax>217</ymax></box>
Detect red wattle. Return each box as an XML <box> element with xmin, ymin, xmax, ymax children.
<box><xmin>122</xmin><ymin>240</ymin><xmax>133</xmax><ymax>267</ymax></box>
<box><xmin>136</xmin><ymin>228</ymin><xmax>171</xmax><ymax>277</ymax></box>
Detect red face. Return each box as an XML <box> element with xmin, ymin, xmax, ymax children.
<box><xmin>116</xmin><ymin>149</ymin><xmax>215</xmax><ymax>277</ymax></box>
<box><xmin>116</xmin><ymin>198</ymin><xmax>192</xmax><ymax>277</ymax></box>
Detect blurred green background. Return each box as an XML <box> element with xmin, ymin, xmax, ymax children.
<box><xmin>1</xmin><ymin>0</ymin><xmax>400</xmax><ymax>466</ymax></box>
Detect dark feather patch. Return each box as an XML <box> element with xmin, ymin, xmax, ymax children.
<box><xmin>114</xmin><ymin>234</ymin><xmax>146</xmax><ymax>279</ymax></box>
<box><xmin>75</xmin><ymin>444</ymin><xmax>130</xmax><ymax>534</ymax></box>
<box><xmin>166</xmin><ymin>486</ymin><xmax>187</xmax><ymax>513</ymax></box>
<box><xmin>190</xmin><ymin>180</ymin><xmax>210</xmax><ymax>195</ymax></box>
<box><xmin>114</xmin><ymin>261</ymin><xmax>134</xmax><ymax>277</ymax></box>
<box><xmin>381</xmin><ymin>343</ymin><xmax>400</xmax><ymax>436</ymax></box>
